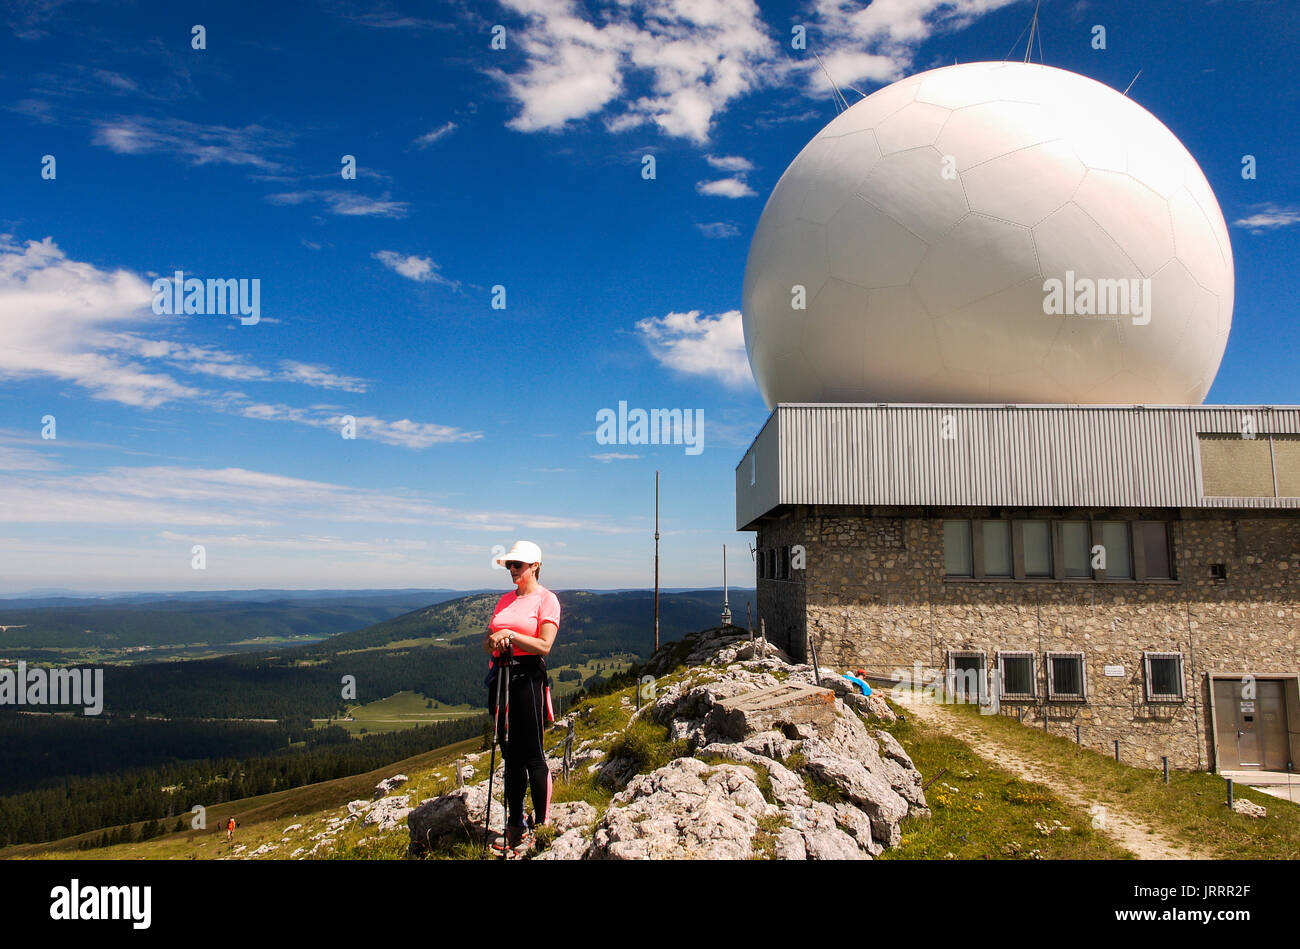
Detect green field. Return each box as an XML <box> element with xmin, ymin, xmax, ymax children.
<box><xmin>314</xmin><ymin>690</ymin><xmax>480</xmax><ymax>736</ymax></box>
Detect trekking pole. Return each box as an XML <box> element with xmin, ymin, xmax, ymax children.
<box><xmin>481</xmin><ymin>647</ymin><xmax>509</xmax><ymax>855</ymax></box>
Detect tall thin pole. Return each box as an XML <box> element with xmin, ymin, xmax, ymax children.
<box><xmin>721</xmin><ymin>545</ymin><xmax>732</xmax><ymax>627</ymax></box>
<box><xmin>654</xmin><ymin>470</ymin><xmax>660</xmax><ymax>652</ymax></box>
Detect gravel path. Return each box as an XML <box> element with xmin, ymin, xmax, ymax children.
<box><xmin>896</xmin><ymin>693</ymin><xmax>1209</xmax><ymax>860</ymax></box>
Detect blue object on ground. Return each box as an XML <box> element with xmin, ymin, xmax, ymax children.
<box><xmin>842</xmin><ymin>673</ymin><xmax>872</xmax><ymax>696</ymax></box>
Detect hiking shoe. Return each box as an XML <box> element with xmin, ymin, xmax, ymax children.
<box><xmin>506</xmin><ymin>824</ymin><xmax>533</xmax><ymax>857</ymax></box>
<box><xmin>489</xmin><ymin>831</ymin><xmax>510</xmax><ymax>856</ymax></box>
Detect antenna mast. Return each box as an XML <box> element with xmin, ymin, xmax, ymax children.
<box><xmin>813</xmin><ymin>52</ymin><xmax>850</xmax><ymax>114</ymax></box>
<box><xmin>1023</xmin><ymin>0</ymin><xmax>1042</xmax><ymax>64</ymax></box>
<box><xmin>721</xmin><ymin>545</ymin><xmax>732</xmax><ymax>627</ymax></box>
<box><xmin>653</xmin><ymin>470</ymin><xmax>660</xmax><ymax>652</ymax></box>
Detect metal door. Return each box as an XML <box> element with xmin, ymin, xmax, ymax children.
<box><xmin>1215</xmin><ymin>678</ymin><xmax>1290</xmax><ymax>770</ymax></box>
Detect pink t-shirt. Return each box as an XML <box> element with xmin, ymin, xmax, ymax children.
<box><xmin>489</xmin><ymin>586</ymin><xmax>560</xmax><ymax>656</ymax></box>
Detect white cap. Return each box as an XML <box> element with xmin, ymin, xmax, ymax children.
<box><xmin>495</xmin><ymin>540</ymin><xmax>542</xmax><ymax>567</ymax></box>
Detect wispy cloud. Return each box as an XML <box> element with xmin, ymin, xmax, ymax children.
<box><xmin>0</xmin><ymin>464</ymin><xmax>606</xmax><ymax>532</ymax></box>
<box><xmin>372</xmin><ymin>250</ymin><xmax>460</xmax><ymax>288</ymax></box>
<box><xmin>266</xmin><ymin>190</ymin><xmax>410</xmax><ymax>218</ymax></box>
<box><xmin>413</xmin><ymin>121</ymin><xmax>457</xmax><ymax>148</ymax></box>
<box><xmin>696</xmin><ymin>221</ymin><xmax>740</xmax><ymax>239</ymax></box>
<box><xmin>91</xmin><ymin>116</ymin><xmax>290</xmax><ymax>170</ymax></box>
<box><xmin>1233</xmin><ymin>204</ymin><xmax>1300</xmax><ymax>233</ymax></box>
<box><xmin>635</xmin><ymin>308</ymin><xmax>753</xmax><ymax>388</ymax></box>
<box><xmin>326</xmin><ymin>0</ymin><xmax>453</xmax><ymax>32</ymax></box>
<box><xmin>591</xmin><ymin>452</ymin><xmax>640</xmax><ymax>462</ymax></box>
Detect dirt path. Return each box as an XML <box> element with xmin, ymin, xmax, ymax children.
<box><xmin>897</xmin><ymin>694</ymin><xmax>1208</xmax><ymax>860</ymax></box>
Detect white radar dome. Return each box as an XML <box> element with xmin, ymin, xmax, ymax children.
<box><xmin>742</xmin><ymin>61</ymin><xmax>1233</xmax><ymax>407</ymax></box>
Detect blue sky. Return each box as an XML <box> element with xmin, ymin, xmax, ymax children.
<box><xmin>1</xmin><ymin>0</ymin><xmax>1296</xmax><ymax>594</ymax></box>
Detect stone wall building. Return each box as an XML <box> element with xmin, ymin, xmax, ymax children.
<box><xmin>737</xmin><ymin>405</ymin><xmax>1300</xmax><ymax>773</ymax></box>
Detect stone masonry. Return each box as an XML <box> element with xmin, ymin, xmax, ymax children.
<box><xmin>756</xmin><ymin>504</ymin><xmax>1300</xmax><ymax>771</ymax></box>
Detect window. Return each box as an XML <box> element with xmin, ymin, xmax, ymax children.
<box><xmin>1099</xmin><ymin>521</ymin><xmax>1132</xmax><ymax>579</ymax></box>
<box><xmin>1046</xmin><ymin>652</ymin><xmax>1086</xmax><ymax>701</ymax></box>
<box><xmin>997</xmin><ymin>652</ymin><xmax>1037</xmax><ymax>700</ymax></box>
<box><xmin>944</xmin><ymin>520</ymin><xmax>973</xmax><ymax>576</ymax></box>
<box><xmin>1021</xmin><ymin>521</ymin><xmax>1052</xmax><ymax>577</ymax></box>
<box><xmin>1144</xmin><ymin>652</ymin><xmax>1184</xmax><ymax>702</ymax></box>
<box><xmin>756</xmin><ymin>548</ymin><xmax>766</xmax><ymax>580</ymax></box>
<box><xmin>947</xmin><ymin>651</ymin><xmax>987</xmax><ymax>704</ymax></box>
<box><xmin>1061</xmin><ymin>521</ymin><xmax>1091</xmax><ymax>578</ymax></box>
<box><xmin>1137</xmin><ymin>522</ymin><xmax>1172</xmax><ymax>579</ymax></box>
<box><xmin>982</xmin><ymin>520</ymin><xmax>1012</xmax><ymax>577</ymax></box>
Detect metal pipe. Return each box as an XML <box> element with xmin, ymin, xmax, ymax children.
<box><xmin>1163</xmin><ymin>756</ymin><xmax>1169</xmax><ymax>784</ymax></box>
<box><xmin>1113</xmin><ymin>739</ymin><xmax>1120</xmax><ymax>762</ymax></box>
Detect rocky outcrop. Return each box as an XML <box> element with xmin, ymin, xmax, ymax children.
<box><xmin>407</xmin><ymin>785</ymin><xmax>504</xmax><ymax>857</ymax></box>
<box><xmin>410</xmin><ymin>625</ymin><xmax>927</xmax><ymax>860</ymax></box>
<box><xmin>373</xmin><ymin>774</ymin><xmax>408</xmax><ymax>799</ymax></box>
<box><xmin>365</xmin><ymin>795</ymin><xmax>412</xmax><ymax>832</ymax></box>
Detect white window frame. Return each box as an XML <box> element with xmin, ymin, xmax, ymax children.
<box><xmin>996</xmin><ymin>651</ymin><xmax>1037</xmax><ymax>701</ymax></box>
<box><xmin>1143</xmin><ymin>651</ymin><xmax>1185</xmax><ymax>703</ymax></box>
<box><xmin>1046</xmin><ymin>651</ymin><xmax>1087</xmax><ymax>702</ymax></box>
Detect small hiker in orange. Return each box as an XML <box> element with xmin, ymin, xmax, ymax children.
<box><xmin>226</xmin><ymin>817</ymin><xmax>237</xmax><ymax>843</ymax></box>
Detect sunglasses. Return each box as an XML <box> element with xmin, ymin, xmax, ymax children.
<box><xmin>505</xmin><ymin>561</ymin><xmax>529</xmax><ymax>570</ymax></box>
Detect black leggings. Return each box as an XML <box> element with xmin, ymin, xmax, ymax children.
<box><xmin>488</xmin><ymin>657</ymin><xmax>551</xmax><ymax>829</ymax></box>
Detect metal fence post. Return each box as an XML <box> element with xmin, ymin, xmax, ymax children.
<box><xmin>1226</xmin><ymin>778</ymin><xmax>1234</xmax><ymax>809</ymax></box>
<box><xmin>1114</xmin><ymin>739</ymin><xmax>1120</xmax><ymax>762</ymax></box>
<box><xmin>1163</xmin><ymin>756</ymin><xmax>1169</xmax><ymax>784</ymax></box>
<box><xmin>1075</xmin><ymin>724</ymin><xmax>1081</xmax><ymax>744</ymax></box>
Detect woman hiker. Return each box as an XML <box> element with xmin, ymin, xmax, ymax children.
<box><xmin>482</xmin><ymin>540</ymin><xmax>560</xmax><ymax>856</ymax></box>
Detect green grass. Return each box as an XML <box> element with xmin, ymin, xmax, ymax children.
<box><xmin>874</xmin><ymin>702</ymin><xmax>1130</xmax><ymax>860</ymax></box>
<box><xmin>313</xmin><ymin>690</ymin><xmax>479</xmax><ymax>735</ymax></box>
<box><xmin>940</xmin><ymin>700</ymin><xmax>1300</xmax><ymax>859</ymax></box>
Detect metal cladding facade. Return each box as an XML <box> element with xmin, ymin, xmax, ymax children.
<box><xmin>736</xmin><ymin>404</ymin><xmax>1300</xmax><ymax>529</ymax></box>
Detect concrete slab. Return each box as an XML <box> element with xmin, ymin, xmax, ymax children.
<box><xmin>1219</xmin><ymin>770</ymin><xmax>1300</xmax><ymax>806</ymax></box>
<box><xmin>711</xmin><ymin>681</ymin><xmax>838</xmax><ymax>740</ymax></box>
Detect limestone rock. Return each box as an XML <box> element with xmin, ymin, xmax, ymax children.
<box><xmin>365</xmin><ymin>794</ymin><xmax>412</xmax><ymax>832</ymax></box>
<box><xmin>588</xmin><ymin>757</ymin><xmax>779</xmax><ymax>860</ymax></box>
<box><xmin>407</xmin><ymin>785</ymin><xmax>504</xmax><ymax>856</ymax></box>
<box><xmin>373</xmin><ymin>774</ymin><xmax>409</xmax><ymax>799</ymax></box>
<box><xmin>1232</xmin><ymin>798</ymin><xmax>1267</xmax><ymax>818</ymax></box>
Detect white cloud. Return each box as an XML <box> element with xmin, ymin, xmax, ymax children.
<box><xmin>0</xmin><ymin>237</ymin><xmax>473</xmax><ymax>446</ymax></box>
<box><xmin>413</xmin><ymin>121</ymin><xmax>458</xmax><ymax>148</ymax></box>
<box><xmin>489</xmin><ymin>0</ymin><xmax>775</xmax><ymax>144</ymax></box>
<box><xmin>1233</xmin><ymin>204</ymin><xmax>1300</xmax><ymax>233</ymax></box>
<box><xmin>488</xmin><ymin>0</ymin><xmax>1021</xmax><ymax>144</ymax></box>
<box><xmin>706</xmin><ymin>153</ymin><xmax>753</xmax><ymax>172</ymax></box>
<box><xmin>695</xmin><ymin>177</ymin><xmax>756</xmax><ymax>198</ymax></box>
<box><xmin>372</xmin><ymin>250</ymin><xmax>459</xmax><ymax>288</ymax></box>
<box><xmin>634</xmin><ymin>308</ymin><xmax>753</xmax><ymax>387</ymax></box>
<box><xmin>0</xmin><ymin>235</ymin><xmax>199</xmax><ymax>408</ymax></box>
<box><xmin>591</xmin><ymin>452</ymin><xmax>640</xmax><ymax>462</ymax></box>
